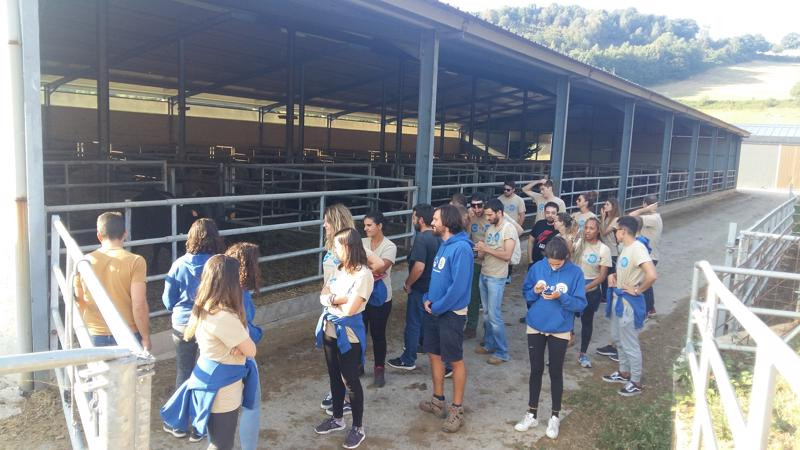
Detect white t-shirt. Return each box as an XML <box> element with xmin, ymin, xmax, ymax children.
<box><xmin>193</xmin><ymin>309</ymin><xmax>249</xmax><ymax>413</ymax></box>
<box><xmin>498</xmin><ymin>194</ymin><xmax>526</xmax><ymax>221</ymax></box>
<box><xmin>600</xmin><ymin>216</ymin><xmax>620</xmax><ymax>257</ymax></box>
<box><xmin>528</xmin><ymin>191</ymin><xmax>566</xmax><ymax>223</ymax></box>
<box><xmin>576</xmin><ymin>240</ymin><xmax>612</xmax><ymax>291</ymax></box>
<box><xmin>639</xmin><ymin>213</ymin><xmax>663</xmax><ymax>260</ymax></box>
<box><xmin>481</xmin><ymin>219</ymin><xmax>516</xmax><ymax>278</ymax></box>
<box><xmin>616</xmin><ymin>241</ymin><xmax>652</xmax><ymax>289</ymax></box>
<box><xmin>324</xmin><ymin>265</ymin><xmax>373</xmax><ymax>342</ymax></box>
<box><xmin>362</xmin><ymin>237</ymin><xmax>397</xmax><ymax>302</ymax></box>
<box><xmin>572</xmin><ymin>211</ymin><xmax>597</xmax><ymax>233</ymax></box>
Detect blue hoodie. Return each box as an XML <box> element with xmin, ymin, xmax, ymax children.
<box><xmin>522</xmin><ymin>259</ymin><xmax>587</xmax><ymax>334</ymax></box>
<box><xmin>425</xmin><ymin>231</ymin><xmax>474</xmax><ymax>316</ymax></box>
<box><xmin>243</xmin><ymin>290</ymin><xmax>263</xmax><ymax>344</ymax></box>
<box><xmin>163</xmin><ymin>253</ymin><xmax>213</xmax><ymax>329</ymax></box>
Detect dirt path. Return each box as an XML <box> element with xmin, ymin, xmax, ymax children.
<box><xmin>0</xmin><ymin>191</ymin><xmax>789</xmax><ymax>449</ymax></box>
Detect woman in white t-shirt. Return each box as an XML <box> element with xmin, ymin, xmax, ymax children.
<box><xmin>554</xmin><ymin>213</ymin><xmax>579</xmax><ymax>255</ymax></box>
<box><xmin>314</xmin><ymin>228</ymin><xmax>374</xmax><ymax>449</ymax></box>
<box><xmin>573</xmin><ymin>218</ymin><xmax>611</xmax><ymax>369</ymax></box>
<box><xmin>183</xmin><ymin>255</ymin><xmax>256</xmax><ymax>450</ymax></box>
<box><xmin>361</xmin><ymin>211</ymin><xmax>397</xmax><ymax>388</ymax></box>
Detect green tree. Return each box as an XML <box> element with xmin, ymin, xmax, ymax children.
<box><xmin>781</xmin><ymin>32</ymin><xmax>800</xmax><ymax>49</ymax></box>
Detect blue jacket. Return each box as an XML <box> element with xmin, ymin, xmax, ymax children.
<box><xmin>636</xmin><ymin>235</ymin><xmax>653</xmax><ymax>255</ymax></box>
<box><xmin>161</xmin><ymin>357</ymin><xmax>258</xmax><ymax>435</ymax></box>
<box><xmin>605</xmin><ymin>287</ymin><xmax>647</xmax><ymax>330</ymax></box>
<box><xmin>424</xmin><ymin>232</ymin><xmax>474</xmax><ymax>316</ymax></box>
<box><xmin>367</xmin><ymin>278</ymin><xmax>389</xmax><ymax>307</ymax></box>
<box><xmin>243</xmin><ymin>290</ymin><xmax>263</xmax><ymax>344</ymax></box>
<box><xmin>163</xmin><ymin>253</ymin><xmax>213</xmax><ymax>328</ymax></box>
<box><xmin>522</xmin><ymin>260</ymin><xmax>587</xmax><ymax>333</ymax></box>
<box><xmin>314</xmin><ymin>309</ymin><xmax>367</xmax><ymax>366</ymax></box>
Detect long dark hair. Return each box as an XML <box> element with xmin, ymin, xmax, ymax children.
<box><xmin>186</xmin><ymin>218</ymin><xmax>224</xmax><ymax>255</ymax></box>
<box><xmin>225</xmin><ymin>242</ymin><xmax>261</xmax><ymax>293</ymax></box>
<box><xmin>334</xmin><ymin>228</ymin><xmax>368</xmax><ymax>273</ymax></box>
<box><xmin>184</xmin><ymin>255</ymin><xmax>244</xmax><ymax>340</ymax></box>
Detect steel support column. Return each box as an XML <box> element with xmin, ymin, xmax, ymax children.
<box><xmin>298</xmin><ymin>64</ymin><xmax>305</xmax><ymax>156</ymax></box>
<box><xmin>325</xmin><ymin>115</ymin><xmax>333</xmax><ymax>153</ymax></box>
<box><xmin>484</xmin><ymin>98</ymin><xmax>491</xmax><ymax>158</ymax></box>
<box><xmin>733</xmin><ymin>136</ymin><xmax>742</xmax><ymax>187</ymax></box>
<box><xmin>414</xmin><ymin>30</ymin><xmax>439</xmax><ymax>204</ymax></box>
<box><xmin>394</xmin><ymin>58</ymin><xmax>405</xmax><ymax>175</ymax></box>
<box><xmin>380</xmin><ymin>80</ymin><xmax>387</xmax><ymax>160</ymax></box>
<box><xmin>177</xmin><ymin>38</ymin><xmax>186</xmax><ymax>159</ymax></box>
<box><xmin>617</xmin><ymin>101</ymin><xmax>636</xmax><ymax>209</ymax></box>
<box><xmin>658</xmin><ymin>112</ymin><xmax>674</xmax><ymax>202</ymax></box>
<box><xmin>550</xmin><ymin>77</ymin><xmax>570</xmax><ymax>194</ymax></box>
<box><xmin>257</xmin><ymin>107</ymin><xmax>264</xmax><ymax>147</ymax></box>
<box><xmin>707</xmin><ymin>127</ymin><xmax>718</xmax><ymax>193</ymax></box>
<box><xmin>468</xmin><ymin>76</ymin><xmax>476</xmax><ymax>157</ymax></box>
<box><xmin>519</xmin><ymin>90</ymin><xmax>528</xmax><ymax>159</ymax></box>
<box><xmin>724</xmin><ymin>133</ymin><xmax>733</xmax><ymax>188</ymax></box>
<box><xmin>438</xmin><ymin>109</ymin><xmax>446</xmax><ymax>159</ymax></box>
<box><xmin>687</xmin><ymin>122</ymin><xmax>701</xmax><ymax>196</ymax></box>
<box><xmin>284</xmin><ymin>29</ymin><xmax>295</xmax><ymax>163</ymax></box>
<box><xmin>96</xmin><ymin>0</ymin><xmax>110</xmax><ymax>159</ymax></box>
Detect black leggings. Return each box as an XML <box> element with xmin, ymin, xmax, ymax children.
<box><xmin>207</xmin><ymin>409</ymin><xmax>238</xmax><ymax>450</ymax></box>
<box><xmin>527</xmin><ymin>333</ymin><xmax>568</xmax><ymax>414</ymax></box>
<box><xmin>580</xmin><ymin>288</ymin><xmax>602</xmax><ymax>353</ymax></box>
<box><xmin>323</xmin><ymin>334</ymin><xmax>364</xmax><ymax>427</ymax></box>
<box><xmin>363</xmin><ymin>301</ymin><xmax>392</xmax><ymax>368</ymax></box>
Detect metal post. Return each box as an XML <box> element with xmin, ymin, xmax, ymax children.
<box><xmin>658</xmin><ymin>112</ymin><xmax>674</xmax><ymax>203</ymax></box>
<box><xmin>414</xmin><ymin>30</ymin><xmax>439</xmax><ymax>204</ymax></box>
<box><xmin>257</xmin><ymin>108</ymin><xmax>264</xmax><ymax>148</ymax></box>
<box><xmin>617</xmin><ymin>101</ymin><xmax>636</xmax><ymax>209</ymax></box>
<box><xmin>124</xmin><ymin>200</ymin><xmax>132</xmax><ymax>251</ymax></box>
<box><xmin>170</xmin><ymin>204</ymin><xmax>177</xmax><ymax>261</ymax></box>
<box><xmin>733</xmin><ymin>136</ymin><xmax>742</xmax><ymax>187</ymax></box>
<box><xmin>724</xmin><ymin>134</ymin><xmax>733</xmax><ymax>188</ymax></box>
<box><xmin>318</xmin><ymin>196</ymin><xmax>326</xmax><ymax>277</ymax></box>
<box><xmin>97</xmin><ymin>356</ymin><xmax>139</xmax><ymax>448</ymax></box>
<box><xmin>394</xmin><ymin>58</ymin><xmax>405</xmax><ymax>175</ymax></box>
<box><xmin>687</xmin><ymin>122</ymin><xmax>700</xmax><ymax>196</ymax></box>
<box><xmin>484</xmin><ymin>98</ymin><xmax>491</xmax><ymax>158</ymax></box>
<box><xmin>380</xmin><ymin>79</ymin><xmax>387</xmax><ymax>160</ymax></box>
<box><xmin>96</xmin><ymin>0</ymin><xmax>110</xmax><ymax>159</ymax></box>
<box><xmin>469</xmin><ymin>76</ymin><xmax>476</xmax><ymax>157</ymax></box>
<box><xmin>298</xmin><ymin>64</ymin><xmax>305</xmax><ymax>157</ymax></box>
<box><xmin>177</xmin><ymin>38</ymin><xmax>186</xmax><ymax>159</ymax></box>
<box><xmin>746</xmin><ymin>350</ymin><xmax>778</xmax><ymax>449</ymax></box>
<box><xmin>519</xmin><ymin>90</ymin><xmax>528</xmax><ymax>159</ymax></box>
<box><xmin>550</xmin><ymin>77</ymin><xmax>570</xmax><ymax>194</ymax></box>
<box><xmin>438</xmin><ymin>109</ymin><xmax>446</xmax><ymax>159</ymax></box>
<box><xmin>707</xmin><ymin>127</ymin><xmax>718</xmax><ymax>193</ymax></box>
<box><xmin>325</xmin><ymin>115</ymin><xmax>333</xmax><ymax>154</ymax></box>
<box><xmin>284</xmin><ymin>28</ymin><xmax>295</xmax><ymax>163</ymax></box>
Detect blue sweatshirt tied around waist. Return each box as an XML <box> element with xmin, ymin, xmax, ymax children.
<box><xmin>163</xmin><ymin>253</ymin><xmax>213</xmax><ymax>329</ymax></box>
<box><xmin>522</xmin><ymin>259</ymin><xmax>587</xmax><ymax>334</ymax></box>
<box><xmin>424</xmin><ymin>231</ymin><xmax>474</xmax><ymax>316</ymax></box>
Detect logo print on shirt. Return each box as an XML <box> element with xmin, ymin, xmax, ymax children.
<box><xmin>579</xmin><ymin>219</ymin><xmax>586</xmax><ymax>228</ymax></box>
<box><xmin>437</xmin><ymin>257</ymin><xmax>446</xmax><ymax>270</ymax></box>
<box><xmin>620</xmin><ymin>257</ymin><xmax>629</xmax><ymax>268</ymax></box>
<box><xmin>486</xmin><ymin>231</ymin><xmax>501</xmax><ymax>246</ymax></box>
<box><xmin>587</xmin><ymin>253</ymin><xmax>598</xmax><ymax>264</ymax></box>
<box><xmin>471</xmin><ymin>223</ymin><xmax>479</xmax><ymax>232</ymax></box>
<box><xmin>555</xmin><ymin>283</ymin><xmax>568</xmax><ymax>294</ymax></box>
<box><xmin>538</xmin><ymin>204</ymin><xmax>545</xmax><ymax>213</ymax></box>
<box><xmin>507</xmin><ymin>204</ymin><xmax>516</xmax><ymax>212</ymax></box>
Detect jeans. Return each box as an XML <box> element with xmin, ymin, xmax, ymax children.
<box><xmin>643</xmin><ymin>260</ymin><xmax>659</xmax><ymax>312</ymax></box>
<box><xmin>90</xmin><ymin>332</ymin><xmax>142</xmax><ymax>347</ymax></box>
<box><xmin>479</xmin><ymin>273</ymin><xmax>510</xmax><ymax>361</ymax></box>
<box><xmin>465</xmin><ymin>263</ymin><xmax>481</xmax><ymax>332</ymax></box>
<box><xmin>238</xmin><ymin>361</ymin><xmax>261</xmax><ymax>450</ymax></box>
<box><xmin>172</xmin><ymin>328</ymin><xmax>199</xmax><ymax>389</ymax></box>
<box><xmin>400</xmin><ymin>289</ymin><xmax>425</xmax><ymax>365</ymax></box>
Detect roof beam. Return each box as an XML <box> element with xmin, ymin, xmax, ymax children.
<box><xmin>262</xmin><ymin>69</ymin><xmax>396</xmax><ymax>112</ymax></box>
<box><xmin>48</xmin><ymin>12</ymin><xmax>233</xmax><ymax>91</ymax></box>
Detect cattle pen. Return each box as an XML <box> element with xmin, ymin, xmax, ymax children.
<box><xmin>0</xmin><ymin>0</ymin><xmax>758</xmax><ymax>448</ymax></box>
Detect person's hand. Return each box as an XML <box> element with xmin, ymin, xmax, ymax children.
<box><xmin>403</xmin><ymin>282</ymin><xmax>411</xmax><ymax>294</ymax></box>
<box><xmin>230</xmin><ymin>347</ymin><xmax>243</xmax><ymax>356</ymax></box>
<box><xmin>534</xmin><ymin>280</ymin><xmax>546</xmax><ymax>295</ymax></box>
<box><xmin>141</xmin><ymin>336</ymin><xmax>152</xmax><ymax>352</ymax></box>
<box><xmin>542</xmin><ymin>290</ymin><xmax>561</xmax><ymax>300</ymax></box>
<box><xmin>608</xmin><ymin>274</ymin><xmax>617</xmax><ymax>288</ymax></box>
<box><xmin>423</xmin><ymin>300</ymin><xmax>432</xmax><ymax>314</ymax></box>
<box><xmin>475</xmin><ymin>241</ymin><xmax>487</xmax><ymax>252</ymax></box>
<box><xmin>321</xmin><ymin>286</ymin><xmax>331</xmax><ymax>296</ymax></box>
<box><xmin>622</xmin><ymin>284</ymin><xmax>639</xmax><ymax>296</ymax></box>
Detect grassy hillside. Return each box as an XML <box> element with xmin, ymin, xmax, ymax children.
<box><xmin>650</xmin><ymin>59</ymin><xmax>800</xmax><ymax>124</ymax></box>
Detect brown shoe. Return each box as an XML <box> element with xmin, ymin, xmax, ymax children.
<box><xmin>442</xmin><ymin>405</ymin><xmax>464</xmax><ymax>433</ymax></box>
<box><xmin>419</xmin><ymin>396</ymin><xmax>447</xmax><ymax>418</ymax></box>
<box><xmin>474</xmin><ymin>346</ymin><xmax>491</xmax><ymax>355</ymax></box>
<box><xmin>487</xmin><ymin>356</ymin><xmax>507</xmax><ymax>365</ymax></box>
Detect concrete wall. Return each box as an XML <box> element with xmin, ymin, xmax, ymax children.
<box><xmin>739</xmin><ymin>142</ymin><xmax>780</xmax><ymax>190</ymax></box>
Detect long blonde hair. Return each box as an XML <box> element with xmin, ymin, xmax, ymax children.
<box><xmin>184</xmin><ymin>255</ymin><xmax>245</xmax><ymax>340</ymax></box>
<box><xmin>324</xmin><ymin>204</ymin><xmax>354</xmax><ymax>251</ymax></box>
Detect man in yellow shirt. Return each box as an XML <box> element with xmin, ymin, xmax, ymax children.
<box><xmin>75</xmin><ymin>212</ymin><xmax>150</xmax><ymax>349</ymax></box>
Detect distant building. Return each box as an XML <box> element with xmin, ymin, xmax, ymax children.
<box><xmin>738</xmin><ymin>124</ymin><xmax>800</xmax><ymax>191</ymax></box>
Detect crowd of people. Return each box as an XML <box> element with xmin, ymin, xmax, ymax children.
<box><xmin>72</xmin><ymin>177</ymin><xmax>664</xmax><ymax>449</ymax></box>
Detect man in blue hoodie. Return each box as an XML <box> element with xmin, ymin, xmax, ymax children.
<box><xmin>418</xmin><ymin>204</ymin><xmax>474</xmax><ymax>434</ymax></box>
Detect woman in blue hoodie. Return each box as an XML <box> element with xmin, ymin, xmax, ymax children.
<box><xmin>162</xmin><ymin>218</ymin><xmax>224</xmax><ymax>422</ymax></box>
<box><xmin>517</xmin><ymin>237</ymin><xmax>587</xmax><ymax>440</ymax></box>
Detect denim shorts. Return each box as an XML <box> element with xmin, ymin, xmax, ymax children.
<box><xmin>422</xmin><ymin>311</ymin><xmax>466</xmax><ymax>363</ymax></box>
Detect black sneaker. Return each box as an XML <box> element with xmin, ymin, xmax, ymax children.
<box><xmin>595</xmin><ymin>344</ymin><xmax>618</xmax><ymax>356</ymax></box>
<box><xmin>188</xmin><ymin>430</ymin><xmax>204</xmax><ymax>443</ymax></box>
<box><xmin>618</xmin><ymin>381</ymin><xmax>643</xmax><ymax>397</ymax></box>
<box><xmin>387</xmin><ymin>357</ymin><xmax>416</xmax><ymax>371</ymax></box>
<box><xmin>314</xmin><ymin>417</ymin><xmax>346</xmax><ymax>435</ymax></box>
<box><xmin>326</xmin><ymin>401</ymin><xmax>353</xmax><ymax>416</ymax></box>
<box><xmin>162</xmin><ymin>423</ymin><xmax>187</xmax><ymax>439</ymax></box>
<box><xmin>444</xmin><ymin>368</ymin><xmax>453</xmax><ymax>378</ymax></box>
<box><xmin>321</xmin><ymin>392</ymin><xmax>333</xmax><ymax>410</ymax></box>
<box><xmin>342</xmin><ymin>426</ymin><xmax>366</xmax><ymax>449</ymax></box>
<box><xmin>602</xmin><ymin>371</ymin><xmax>630</xmax><ymax>384</ymax></box>
<box><xmin>518</xmin><ymin>317</ymin><xmax>526</xmax><ymax>324</ymax></box>
<box><xmin>609</xmin><ymin>352</ymin><xmax>620</xmax><ymax>362</ymax></box>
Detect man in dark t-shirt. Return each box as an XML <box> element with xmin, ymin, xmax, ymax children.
<box><xmin>388</xmin><ymin>204</ymin><xmax>441</xmax><ymax>370</ymax></box>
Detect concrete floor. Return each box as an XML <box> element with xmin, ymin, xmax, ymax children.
<box><xmin>149</xmin><ymin>190</ymin><xmax>790</xmax><ymax>449</ymax></box>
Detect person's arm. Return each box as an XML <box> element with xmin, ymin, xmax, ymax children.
<box><xmin>131</xmin><ymin>281</ymin><xmax>150</xmax><ymax>350</ymax></box>
<box><xmin>404</xmin><ymin>261</ymin><xmax>425</xmax><ymax>292</ymax></box>
<box><xmin>522</xmin><ymin>266</ymin><xmax>544</xmax><ymax>305</ymax></box>
<box><xmin>366</xmin><ymin>251</ymin><xmax>384</xmax><ymax>272</ymax></box>
<box><xmin>430</xmin><ymin>246</ymin><xmax>473</xmax><ymax>316</ymax></box>
<box><xmin>527</xmin><ymin>235</ymin><xmax>534</xmax><ymax>264</ymax></box>
<box><xmin>623</xmin><ymin>261</ymin><xmax>657</xmax><ymax>295</ymax></box>
<box><xmin>371</xmin><ymin>242</ymin><xmax>397</xmax><ymax>276</ymax></box>
<box><xmin>521</xmin><ymin>181</ymin><xmax>544</xmax><ymax>201</ymax></box>
<box><xmin>476</xmin><ymin>237</ymin><xmax>514</xmax><ymax>262</ymax></box>
<box><xmin>630</xmin><ymin>203</ymin><xmax>658</xmax><ymax>217</ymax></box>
<box><xmin>585</xmin><ymin>265</ymin><xmax>608</xmax><ymax>292</ymax></box>
<box><xmin>553</xmin><ymin>276</ymin><xmax>588</xmax><ymax>312</ymax></box>
<box><xmin>161</xmin><ymin>263</ymin><xmax>181</xmax><ymax>310</ymax></box>
<box><xmin>235</xmin><ymin>337</ymin><xmax>257</xmax><ymax>358</ymax></box>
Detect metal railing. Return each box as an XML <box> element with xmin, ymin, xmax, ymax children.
<box><xmin>684</xmin><ymin>260</ymin><xmax>800</xmax><ymax>449</ymax></box>
<box><xmin>47</xmin><ymin>185</ymin><xmax>418</xmax><ymax>318</ymax></box>
<box><xmin>0</xmin><ymin>216</ymin><xmax>155</xmax><ymax>449</ymax></box>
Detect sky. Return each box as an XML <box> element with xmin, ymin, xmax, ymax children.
<box><xmin>442</xmin><ymin>0</ymin><xmax>797</xmax><ymax>43</ymax></box>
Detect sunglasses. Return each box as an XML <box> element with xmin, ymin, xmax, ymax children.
<box><xmin>503</xmin><ymin>188</ymin><xmax>513</xmax><ymax>192</ymax></box>
<box><xmin>470</xmin><ymin>203</ymin><xmax>484</xmax><ymax>208</ymax></box>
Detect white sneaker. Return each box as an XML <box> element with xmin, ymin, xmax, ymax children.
<box><xmin>514</xmin><ymin>412</ymin><xmax>538</xmax><ymax>431</ymax></box>
<box><xmin>546</xmin><ymin>416</ymin><xmax>560</xmax><ymax>439</ymax></box>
